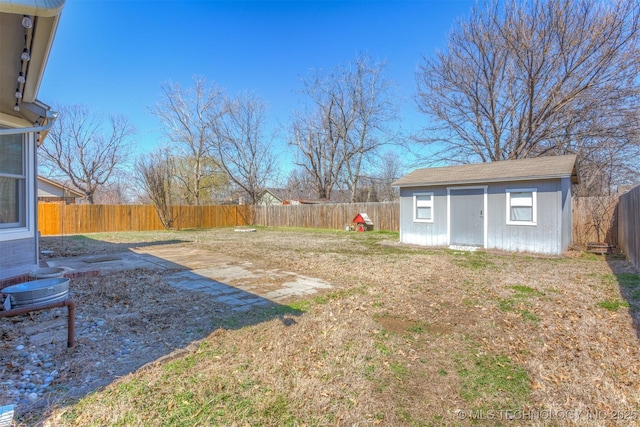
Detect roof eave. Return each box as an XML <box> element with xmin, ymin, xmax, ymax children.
<box><xmin>0</xmin><ymin>0</ymin><xmax>65</xmax><ymax>17</ymax></box>
<box><xmin>394</xmin><ymin>173</ymin><xmax>576</xmax><ymax>188</ymax></box>
<box><xmin>23</xmin><ymin>13</ymin><xmax>62</xmax><ymax>103</ymax></box>
<box><xmin>0</xmin><ymin>0</ymin><xmax>64</xmax><ymax>128</ymax></box>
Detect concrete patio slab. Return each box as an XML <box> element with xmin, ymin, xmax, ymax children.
<box><xmin>44</xmin><ymin>245</ymin><xmax>332</xmax><ymax>311</ymax></box>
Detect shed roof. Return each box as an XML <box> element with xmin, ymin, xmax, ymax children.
<box><xmin>393</xmin><ymin>155</ymin><xmax>579</xmax><ymax>187</ymax></box>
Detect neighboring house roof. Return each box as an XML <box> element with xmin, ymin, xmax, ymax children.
<box><xmin>259</xmin><ymin>188</ymin><xmax>286</xmax><ymax>203</ymax></box>
<box><xmin>37</xmin><ymin>175</ymin><xmax>84</xmax><ymax>199</ymax></box>
<box><xmin>286</xmin><ymin>199</ymin><xmax>334</xmax><ymax>205</ymax></box>
<box><xmin>393</xmin><ymin>155</ymin><xmax>579</xmax><ymax>187</ymax></box>
<box><xmin>0</xmin><ymin>0</ymin><xmax>63</xmax><ymax>138</ymax></box>
<box><xmin>259</xmin><ymin>187</ymin><xmax>351</xmax><ymax>204</ymax></box>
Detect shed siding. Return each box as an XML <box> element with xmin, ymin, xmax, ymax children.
<box><xmin>399</xmin><ymin>178</ymin><xmax>570</xmax><ymax>255</ymax></box>
<box><xmin>399</xmin><ymin>187</ymin><xmax>448</xmax><ymax>246</ymax></box>
<box><xmin>485</xmin><ymin>180</ymin><xmax>562</xmax><ymax>254</ymax></box>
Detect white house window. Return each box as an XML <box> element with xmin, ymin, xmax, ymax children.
<box><xmin>506</xmin><ymin>188</ymin><xmax>536</xmax><ymax>225</ymax></box>
<box><xmin>0</xmin><ymin>134</ymin><xmax>26</xmax><ymax>229</ymax></box>
<box><xmin>414</xmin><ymin>192</ymin><xmax>434</xmax><ymax>222</ymax></box>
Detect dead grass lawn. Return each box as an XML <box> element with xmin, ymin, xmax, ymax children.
<box><xmin>28</xmin><ymin>228</ymin><xmax>640</xmax><ymax>425</ymax></box>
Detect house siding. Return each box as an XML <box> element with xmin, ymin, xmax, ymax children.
<box><xmin>1</xmin><ymin>1</ymin><xmax>64</xmax><ymax>281</ymax></box>
<box><xmin>0</xmin><ymin>132</ymin><xmax>39</xmax><ymax>280</ymax></box>
<box><xmin>38</xmin><ymin>179</ymin><xmax>65</xmax><ymax>198</ymax></box>
<box><xmin>399</xmin><ymin>178</ymin><xmax>571</xmax><ymax>255</ymax></box>
<box><xmin>37</xmin><ymin>178</ymin><xmax>82</xmax><ymax>203</ymax></box>
<box><xmin>257</xmin><ymin>191</ymin><xmax>282</xmax><ymax>206</ymax></box>
<box><xmin>0</xmin><ymin>237</ymin><xmax>37</xmax><ymax>280</ymax></box>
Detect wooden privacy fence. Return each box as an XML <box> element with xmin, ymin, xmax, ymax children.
<box><xmin>572</xmin><ymin>196</ymin><xmax>618</xmax><ymax>246</ymax></box>
<box><xmin>253</xmin><ymin>202</ymin><xmax>400</xmax><ymax>231</ymax></box>
<box><xmin>256</xmin><ymin>198</ymin><xmax>619</xmax><ymax>245</ymax></box>
<box><xmin>39</xmin><ymin>198</ymin><xmax>620</xmax><ymax>247</ymax></box>
<box><xmin>618</xmin><ymin>186</ymin><xmax>640</xmax><ymax>271</ymax></box>
<box><xmin>38</xmin><ymin>204</ymin><xmax>252</xmax><ymax>235</ymax></box>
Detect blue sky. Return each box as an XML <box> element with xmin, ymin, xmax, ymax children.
<box><xmin>39</xmin><ymin>0</ymin><xmax>475</xmax><ymax>176</ymax></box>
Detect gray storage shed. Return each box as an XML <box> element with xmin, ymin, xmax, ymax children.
<box><xmin>393</xmin><ymin>155</ymin><xmax>579</xmax><ymax>255</ymax></box>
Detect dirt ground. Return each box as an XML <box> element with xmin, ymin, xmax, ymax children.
<box><xmin>0</xmin><ymin>266</ymin><xmax>235</xmax><ymax>415</ymax></box>
<box><xmin>2</xmin><ymin>228</ymin><xmax>640</xmax><ymax>425</ymax></box>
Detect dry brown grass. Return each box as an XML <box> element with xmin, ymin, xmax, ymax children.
<box><xmin>18</xmin><ymin>228</ymin><xmax>640</xmax><ymax>425</ymax></box>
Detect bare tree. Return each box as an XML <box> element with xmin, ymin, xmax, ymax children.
<box><xmin>342</xmin><ymin>54</ymin><xmax>398</xmax><ymax>202</ymax></box>
<box><xmin>290</xmin><ymin>103</ymin><xmax>344</xmax><ymax>200</ymax></box>
<box><xmin>171</xmin><ymin>155</ymin><xmax>230</xmax><ymax>204</ymax></box>
<box><xmin>134</xmin><ymin>147</ymin><xmax>176</xmax><ymax>229</ymax></box>
<box><xmin>152</xmin><ymin>76</ymin><xmax>224</xmax><ymax>205</ymax></box>
<box><xmin>374</xmin><ymin>151</ymin><xmax>404</xmax><ymax>202</ymax></box>
<box><xmin>415</xmin><ymin>0</ymin><xmax>640</xmax><ymax>190</ymax></box>
<box><xmin>93</xmin><ymin>170</ymin><xmax>134</xmax><ymax>204</ymax></box>
<box><xmin>38</xmin><ymin>105</ymin><xmax>135</xmax><ymax>204</ymax></box>
<box><xmin>282</xmin><ymin>168</ymin><xmax>317</xmax><ymax>201</ymax></box>
<box><xmin>210</xmin><ymin>92</ymin><xmax>277</xmax><ymax>205</ymax></box>
<box><xmin>347</xmin><ymin>151</ymin><xmax>405</xmax><ymax>202</ymax></box>
<box><xmin>290</xmin><ymin>53</ymin><xmax>398</xmax><ymax>201</ymax></box>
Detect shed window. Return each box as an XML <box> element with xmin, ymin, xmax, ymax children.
<box><xmin>414</xmin><ymin>193</ymin><xmax>434</xmax><ymax>222</ymax></box>
<box><xmin>0</xmin><ymin>134</ymin><xmax>26</xmax><ymax>229</ymax></box>
<box><xmin>506</xmin><ymin>188</ymin><xmax>536</xmax><ymax>225</ymax></box>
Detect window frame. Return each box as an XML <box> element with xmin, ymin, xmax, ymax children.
<box><xmin>506</xmin><ymin>188</ymin><xmax>537</xmax><ymax>226</ymax></box>
<box><xmin>0</xmin><ymin>132</ymin><xmax>34</xmax><ymax>241</ymax></box>
<box><xmin>413</xmin><ymin>192</ymin><xmax>434</xmax><ymax>223</ymax></box>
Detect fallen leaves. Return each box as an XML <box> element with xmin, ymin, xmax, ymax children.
<box><xmin>14</xmin><ymin>229</ymin><xmax>639</xmax><ymax>425</ymax></box>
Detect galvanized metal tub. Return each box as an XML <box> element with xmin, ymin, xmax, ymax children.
<box><xmin>29</xmin><ymin>267</ymin><xmax>65</xmax><ymax>280</ymax></box>
<box><xmin>1</xmin><ymin>278</ymin><xmax>70</xmax><ymax>309</ymax></box>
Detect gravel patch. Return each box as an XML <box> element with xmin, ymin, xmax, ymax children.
<box><xmin>1</xmin><ymin>269</ymin><xmax>231</xmax><ymax>418</ymax></box>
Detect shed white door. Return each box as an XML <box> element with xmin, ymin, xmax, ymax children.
<box><xmin>449</xmin><ymin>188</ymin><xmax>485</xmax><ymax>246</ymax></box>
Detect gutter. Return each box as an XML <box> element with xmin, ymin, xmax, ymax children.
<box><xmin>0</xmin><ymin>108</ymin><xmax>58</xmax><ymax>145</ymax></box>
